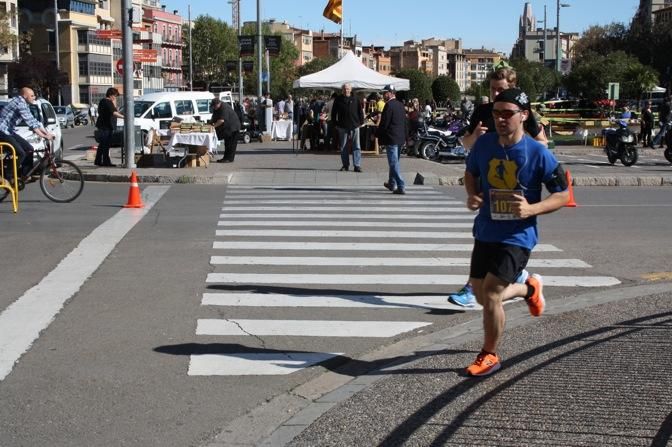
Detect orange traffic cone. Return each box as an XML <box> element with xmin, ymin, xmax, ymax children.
<box><xmin>565</xmin><ymin>169</ymin><xmax>577</xmax><ymax>207</ymax></box>
<box><xmin>123</xmin><ymin>170</ymin><xmax>144</xmax><ymax>208</ymax></box>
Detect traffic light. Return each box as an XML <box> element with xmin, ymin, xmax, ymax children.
<box><xmin>323</xmin><ymin>0</ymin><xmax>342</xmax><ymax>24</ymax></box>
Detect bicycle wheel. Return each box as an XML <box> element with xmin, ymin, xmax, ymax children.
<box><xmin>39</xmin><ymin>160</ymin><xmax>84</xmax><ymax>202</ymax></box>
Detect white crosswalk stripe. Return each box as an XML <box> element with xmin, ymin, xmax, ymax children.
<box><xmin>188</xmin><ymin>186</ymin><xmax>621</xmax><ymax>376</ymax></box>
<box><xmin>212</xmin><ymin>241</ymin><xmax>563</xmax><ymax>251</ymax></box>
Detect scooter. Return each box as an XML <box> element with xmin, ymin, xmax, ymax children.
<box><xmin>603</xmin><ymin>120</ymin><xmax>638</xmax><ymax>166</ymax></box>
<box><xmin>74</xmin><ymin>111</ymin><xmax>89</xmax><ymax>126</ymax></box>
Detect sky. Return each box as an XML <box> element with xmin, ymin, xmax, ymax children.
<box><xmin>165</xmin><ymin>0</ymin><xmax>640</xmax><ymax>54</ymax></box>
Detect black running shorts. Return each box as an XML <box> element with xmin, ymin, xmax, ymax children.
<box><xmin>469</xmin><ymin>240</ymin><xmax>531</xmax><ymax>284</ymax></box>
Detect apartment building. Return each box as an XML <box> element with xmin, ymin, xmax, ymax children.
<box><xmin>363</xmin><ymin>46</ymin><xmax>391</xmax><ymax>75</ymax></box>
<box><xmin>18</xmin><ymin>0</ymin><xmax>115</xmax><ymax>105</ymax></box>
<box><xmin>141</xmin><ymin>3</ymin><xmax>182</xmax><ymax>91</ymax></box>
<box><xmin>312</xmin><ymin>31</ymin><xmax>359</xmax><ymax>59</ymax></box>
<box><xmin>634</xmin><ymin>0</ymin><xmax>672</xmax><ymax>27</ymax></box>
<box><xmin>389</xmin><ymin>40</ymin><xmax>433</xmax><ymax>76</ymax></box>
<box><xmin>0</xmin><ymin>0</ymin><xmax>18</xmax><ymax>98</ymax></box>
<box><xmin>463</xmin><ymin>48</ymin><xmax>502</xmax><ymax>87</ymax></box>
<box><xmin>264</xmin><ymin>19</ymin><xmax>313</xmax><ymax>66</ymax></box>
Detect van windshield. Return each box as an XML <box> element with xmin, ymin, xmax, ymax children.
<box><xmin>134</xmin><ymin>101</ymin><xmax>154</xmax><ymax>118</ymax></box>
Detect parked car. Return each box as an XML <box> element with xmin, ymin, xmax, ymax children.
<box><xmin>0</xmin><ymin>97</ymin><xmax>64</xmax><ymax>161</ymax></box>
<box><xmin>54</xmin><ymin>105</ymin><xmax>75</xmax><ymax>128</ymax></box>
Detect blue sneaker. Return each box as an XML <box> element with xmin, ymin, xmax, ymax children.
<box><xmin>448</xmin><ymin>284</ymin><xmax>476</xmax><ymax>307</ymax></box>
<box><xmin>515</xmin><ymin>269</ymin><xmax>529</xmax><ymax>284</ymax></box>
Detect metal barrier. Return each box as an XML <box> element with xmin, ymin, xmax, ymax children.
<box><xmin>0</xmin><ymin>142</ymin><xmax>19</xmax><ymax>213</ymax></box>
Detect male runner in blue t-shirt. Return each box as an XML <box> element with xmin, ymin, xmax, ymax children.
<box><xmin>463</xmin><ymin>88</ymin><xmax>569</xmax><ymax>377</ymax></box>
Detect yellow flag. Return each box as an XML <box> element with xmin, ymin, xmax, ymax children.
<box><xmin>323</xmin><ymin>0</ymin><xmax>342</xmax><ymax>24</ymax></box>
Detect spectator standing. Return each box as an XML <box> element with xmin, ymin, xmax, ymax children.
<box><xmin>376</xmin><ymin>84</ymin><xmax>407</xmax><ymax>195</ymax></box>
<box><xmin>640</xmin><ymin>101</ymin><xmax>654</xmax><ymax>148</ymax></box>
<box><xmin>653</xmin><ymin>97</ymin><xmax>671</xmax><ymax>148</ymax></box>
<box><xmin>95</xmin><ymin>87</ymin><xmax>124</xmax><ymax>167</ymax></box>
<box><xmin>210</xmin><ymin>98</ymin><xmax>241</xmax><ymax>163</ymax></box>
<box><xmin>331</xmin><ymin>83</ymin><xmax>364</xmax><ymax>171</ymax></box>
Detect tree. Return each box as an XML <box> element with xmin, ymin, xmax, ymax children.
<box><xmin>8</xmin><ymin>54</ymin><xmax>68</xmax><ymax>101</ymax></box>
<box><xmin>183</xmin><ymin>16</ymin><xmax>238</xmax><ymax>87</ymax></box>
<box><xmin>564</xmin><ymin>50</ymin><xmax>658</xmax><ymax>100</ymax></box>
<box><xmin>0</xmin><ymin>10</ymin><xmax>16</xmax><ymax>50</ymax></box>
<box><xmin>510</xmin><ymin>58</ymin><xmax>558</xmax><ymax>101</ymax></box>
<box><xmin>183</xmin><ymin>18</ymin><xmax>299</xmax><ymax>97</ymax></box>
<box><xmin>431</xmin><ymin>75</ymin><xmax>460</xmax><ymax>105</ymax></box>
<box><xmin>297</xmin><ymin>56</ymin><xmax>338</xmax><ymax>77</ymax></box>
<box><xmin>394</xmin><ymin>68</ymin><xmax>432</xmax><ymax>103</ymax></box>
<box><xmin>465</xmin><ymin>79</ymin><xmax>489</xmax><ymax>102</ymax></box>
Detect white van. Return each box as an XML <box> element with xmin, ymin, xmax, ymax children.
<box><xmin>128</xmin><ymin>91</ymin><xmax>234</xmax><ymax>133</ymax></box>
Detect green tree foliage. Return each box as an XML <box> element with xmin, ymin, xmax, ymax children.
<box><xmin>510</xmin><ymin>58</ymin><xmax>558</xmax><ymax>100</ymax></box>
<box><xmin>183</xmin><ymin>18</ymin><xmax>298</xmax><ymax>97</ymax></box>
<box><xmin>431</xmin><ymin>75</ymin><xmax>460</xmax><ymax>105</ymax></box>
<box><xmin>465</xmin><ymin>80</ymin><xmax>490</xmax><ymax>102</ymax></box>
<box><xmin>570</xmin><ymin>21</ymin><xmax>669</xmax><ymax>91</ymax></box>
<box><xmin>0</xmin><ymin>10</ymin><xmax>16</xmax><ymax>49</ymax></box>
<box><xmin>183</xmin><ymin>16</ymin><xmax>238</xmax><ymax>86</ymax></box>
<box><xmin>297</xmin><ymin>56</ymin><xmax>338</xmax><ymax>77</ymax></box>
<box><xmin>394</xmin><ymin>68</ymin><xmax>432</xmax><ymax>103</ymax></box>
<box><xmin>8</xmin><ymin>54</ymin><xmax>68</xmax><ymax>101</ymax></box>
<box><xmin>564</xmin><ymin>50</ymin><xmax>658</xmax><ymax>100</ymax></box>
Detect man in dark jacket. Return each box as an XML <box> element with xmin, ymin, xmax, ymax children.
<box><xmin>653</xmin><ymin>97</ymin><xmax>671</xmax><ymax>148</ymax></box>
<box><xmin>640</xmin><ymin>101</ymin><xmax>654</xmax><ymax>148</ymax></box>
<box><xmin>376</xmin><ymin>84</ymin><xmax>407</xmax><ymax>194</ymax></box>
<box><xmin>210</xmin><ymin>98</ymin><xmax>241</xmax><ymax>163</ymax></box>
<box><xmin>331</xmin><ymin>83</ymin><xmax>364</xmax><ymax>171</ymax></box>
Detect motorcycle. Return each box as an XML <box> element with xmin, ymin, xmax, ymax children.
<box><xmin>663</xmin><ymin>122</ymin><xmax>672</xmax><ymax>163</ymax></box>
<box><xmin>603</xmin><ymin>120</ymin><xmax>638</xmax><ymax>166</ymax></box>
<box><xmin>74</xmin><ymin>111</ymin><xmax>89</xmax><ymax>126</ymax></box>
<box><xmin>418</xmin><ymin>118</ymin><xmax>469</xmax><ymax>162</ymax></box>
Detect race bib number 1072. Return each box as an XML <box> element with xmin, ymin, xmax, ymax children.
<box><xmin>489</xmin><ymin>189</ymin><xmax>523</xmax><ymax>220</ymax></box>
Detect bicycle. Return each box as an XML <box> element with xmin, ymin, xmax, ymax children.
<box><xmin>0</xmin><ymin>138</ymin><xmax>84</xmax><ymax>203</ymax></box>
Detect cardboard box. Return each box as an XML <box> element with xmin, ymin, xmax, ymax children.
<box><xmin>185</xmin><ymin>153</ymin><xmax>210</xmax><ymax>168</ymax></box>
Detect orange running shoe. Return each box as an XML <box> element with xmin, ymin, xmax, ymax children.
<box><xmin>466</xmin><ymin>351</ymin><xmax>501</xmax><ymax>376</ymax></box>
<box><xmin>525</xmin><ymin>273</ymin><xmax>545</xmax><ymax>317</ymax></box>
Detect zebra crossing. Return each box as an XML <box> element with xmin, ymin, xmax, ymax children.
<box><xmin>190</xmin><ymin>185</ymin><xmax>621</xmax><ymax>376</ymax></box>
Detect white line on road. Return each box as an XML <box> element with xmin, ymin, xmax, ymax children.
<box><xmin>0</xmin><ymin>186</ymin><xmax>170</xmax><ymax>382</ymax></box>
<box><xmin>218</xmin><ymin>213</ymin><xmax>474</xmax><ymax>220</ymax></box>
<box><xmin>223</xmin><ymin>192</ymin><xmax>446</xmax><ymax>198</ymax></box>
<box><xmin>223</xmin><ymin>199</ymin><xmax>462</xmax><ymax>205</ymax></box>
<box><xmin>201</xmin><ymin>292</ymin><xmax>514</xmax><ymax>310</ymax></box>
<box><xmin>218</xmin><ymin>221</ymin><xmax>473</xmax><ymax>228</ymax></box>
<box><xmin>196</xmin><ymin>319</ymin><xmax>431</xmax><ymax>337</ymax></box>
<box><xmin>188</xmin><ymin>352</ymin><xmax>343</xmax><ymax>376</ymax></box>
<box><xmin>221</xmin><ymin>206</ymin><xmax>468</xmax><ymax>212</ymax></box>
<box><xmin>225</xmin><ymin>185</ymin><xmax>437</xmax><ymax>190</ymax></box>
<box><xmin>206</xmin><ymin>273</ymin><xmax>619</xmax><ymax>287</ymax></box>
<box><xmin>214</xmin><ymin>229</ymin><xmax>473</xmax><ymax>239</ymax></box>
<box><xmin>209</xmin><ymin>256</ymin><xmax>590</xmax><ymax>268</ymax></box>
<box><xmin>212</xmin><ymin>241</ymin><xmax>562</xmax><ymax>252</ymax></box>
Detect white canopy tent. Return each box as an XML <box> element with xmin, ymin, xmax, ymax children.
<box><xmin>292</xmin><ymin>51</ymin><xmax>410</xmax><ymax>91</ymax></box>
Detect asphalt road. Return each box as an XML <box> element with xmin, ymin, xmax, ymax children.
<box><xmin>1</xmin><ymin>180</ymin><xmax>671</xmax><ymax>446</ymax></box>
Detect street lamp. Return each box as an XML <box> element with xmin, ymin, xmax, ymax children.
<box><xmin>537</xmin><ymin>4</ymin><xmax>547</xmax><ymax>64</ymax></box>
<box><xmin>556</xmin><ymin>1</ymin><xmax>570</xmax><ymax>73</ymax></box>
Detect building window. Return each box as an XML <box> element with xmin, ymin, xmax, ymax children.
<box><xmin>303</xmin><ymin>36</ymin><xmax>311</xmax><ymax>45</ymax></box>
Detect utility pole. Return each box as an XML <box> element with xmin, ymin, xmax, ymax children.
<box><xmin>232</xmin><ymin>0</ymin><xmax>243</xmax><ymax>102</ymax></box>
<box><xmin>256</xmin><ymin>0</ymin><xmax>262</xmax><ymax>99</ymax></box>
<box><xmin>555</xmin><ymin>1</ymin><xmax>570</xmax><ymax>73</ymax></box>
<box><xmin>122</xmin><ymin>0</ymin><xmax>135</xmax><ymax>168</ymax></box>
<box><xmin>543</xmin><ymin>5</ymin><xmax>547</xmax><ymax>64</ymax></box>
<box><xmin>188</xmin><ymin>4</ymin><xmax>193</xmax><ymax>90</ymax></box>
<box><xmin>53</xmin><ymin>0</ymin><xmax>61</xmax><ymax>105</ymax></box>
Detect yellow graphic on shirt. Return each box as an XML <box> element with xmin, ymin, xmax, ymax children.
<box><xmin>487</xmin><ymin>158</ymin><xmax>518</xmax><ymax>190</ymax></box>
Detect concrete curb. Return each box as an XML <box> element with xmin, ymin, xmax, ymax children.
<box><xmin>202</xmin><ymin>281</ymin><xmax>672</xmax><ymax>447</ymax></box>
